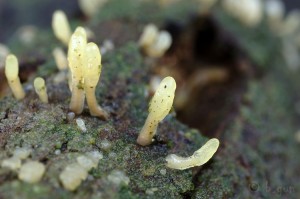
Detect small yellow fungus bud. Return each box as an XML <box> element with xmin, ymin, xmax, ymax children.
<box><xmin>1</xmin><ymin>157</ymin><xmax>21</xmax><ymax>170</ymax></box>
<box><xmin>52</xmin><ymin>10</ymin><xmax>72</xmax><ymax>45</ymax></box>
<box><xmin>76</xmin><ymin>118</ymin><xmax>87</xmax><ymax>132</ymax></box>
<box><xmin>34</xmin><ymin>77</ymin><xmax>48</xmax><ymax>103</ymax></box>
<box><xmin>137</xmin><ymin>76</ymin><xmax>176</xmax><ymax>146</ymax></box>
<box><xmin>83</xmin><ymin>42</ymin><xmax>109</xmax><ymax>120</ymax></box>
<box><xmin>53</xmin><ymin>47</ymin><xmax>68</xmax><ymax>70</ymax></box>
<box><xmin>139</xmin><ymin>24</ymin><xmax>159</xmax><ymax>48</ymax></box>
<box><xmin>166</xmin><ymin>138</ymin><xmax>219</xmax><ymax>170</ymax></box>
<box><xmin>18</xmin><ymin>161</ymin><xmax>46</xmax><ymax>183</ymax></box>
<box><xmin>13</xmin><ymin>147</ymin><xmax>32</xmax><ymax>160</ymax></box>
<box><xmin>145</xmin><ymin>31</ymin><xmax>172</xmax><ymax>58</ymax></box>
<box><xmin>68</xmin><ymin>27</ymin><xmax>87</xmax><ymax>114</ymax></box>
<box><xmin>59</xmin><ymin>163</ymin><xmax>88</xmax><ymax>191</ymax></box>
<box><xmin>5</xmin><ymin>54</ymin><xmax>25</xmax><ymax>100</ymax></box>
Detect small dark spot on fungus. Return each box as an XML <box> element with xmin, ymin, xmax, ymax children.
<box><xmin>164</xmin><ymin>85</ymin><xmax>167</xmax><ymax>88</ymax></box>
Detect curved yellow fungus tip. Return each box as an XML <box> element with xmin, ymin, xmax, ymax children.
<box><xmin>34</xmin><ymin>77</ymin><xmax>48</xmax><ymax>103</ymax></box>
<box><xmin>166</xmin><ymin>138</ymin><xmax>220</xmax><ymax>170</ymax></box>
<box><xmin>52</xmin><ymin>10</ymin><xmax>72</xmax><ymax>45</ymax></box>
<box><xmin>68</xmin><ymin>27</ymin><xmax>87</xmax><ymax>114</ymax></box>
<box><xmin>83</xmin><ymin>42</ymin><xmax>108</xmax><ymax>120</ymax></box>
<box><xmin>5</xmin><ymin>54</ymin><xmax>25</xmax><ymax>100</ymax></box>
<box><xmin>137</xmin><ymin>76</ymin><xmax>176</xmax><ymax>146</ymax></box>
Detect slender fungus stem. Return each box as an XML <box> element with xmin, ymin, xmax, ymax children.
<box><xmin>53</xmin><ymin>47</ymin><xmax>68</xmax><ymax>71</ymax></box>
<box><xmin>137</xmin><ymin>76</ymin><xmax>176</xmax><ymax>146</ymax></box>
<box><xmin>5</xmin><ymin>54</ymin><xmax>25</xmax><ymax>100</ymax></box>
<box><xmin>67</xmin><ymin>27</ymin><xmax>87</xmax><ymax>114</ymax></box>
<box><xmin>83</xmin><ymin>42</ymin><xmax>108</xmax><ymax>120</ymax></box>
<box><xmin>34</xmin><ymin>77</ymin><xmax>48</xmax><ymax>103</ymax></box>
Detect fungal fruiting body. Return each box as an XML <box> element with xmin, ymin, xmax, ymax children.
<box><xmin>59</xmin><ymin>151</ymin><xmax>102</xmax><ymax>191</ymax></box>
<box><xmin>18</xmin><ymin>161</ymin><xmax>46</xmax><ymax>183</ymax></box>
<box><xmin>83</xmin><ymin>42</ymin><xmax>108</xmax><ymax>120</ymax></box>
<box><xmin>68</xmin><ymin>27</ymin><xmax>87</xmax><ymax>114</ymax></box>
<box><xmin>1</xmin><ymin>157</ymin><xmax>21</xmax><ymax>170</ymax></box>
<box><xmin>139</xmin><ymin>24</ymin><xmax>172</xmax><ymax>58</ymax></box>
<box><xmin>5</xmin><ymin>54</ymin><xmax>25</xmax><ymax>100</ymax></box>
<box><xmin>166</xmin><ymin>138</ymin><xmax>220</xmax><ymax>170</ymax></box>
<box><xmin>34</xmin><ymin>77</ymin><xmax>48</xmax><ymax>103</ymax></box>
<box><xmin>222</xmin><ymin>0</ymin><xmax>262</xmax><ymax>27</ymax></box>
<box><xmin>52</xmin><ymin>10</ymin><xmax>72</xmax><ymax>45</ymax></box>
<box><xmin>137</xmin><ymin>76</ymin><xmax>176</xmax><ymax>146</ymax></box>
<box><xmin>139</xmin><ymin>24</ymin><xmax>159</xmax><ymax>49</ymax></box>
<box><xmin>145</xmin><ymin>31</ymin><xmax>172</xmax><ymax>58</ymax></box>
<box><xmin>59</xmin><ymin>163</ymin><xmax>88</xmax><ymax>191</ymax></box>
<box><xmin>53</xmin><ymin>47</ymin><xmax>68</xmax><ymax>70</ymax></box>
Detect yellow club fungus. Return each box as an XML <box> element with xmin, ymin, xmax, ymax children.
<box><xmin>59</xmin><ymin>163</ymin><xmax>88</xmax><ymax>191</ymax></box>
<box><xmin>34</xmin><ymin>77</ymin><xmax>48</xmax><ymax>103</ymax></box>
<box><xmin>68</xmin><ymin>27</ymin><xmax>87</xmax><ymax>114</ymax></box>
<box><xmin>18</xmin><ymin>161</ymin><xmax>46</xmax><ymax>183</ymax></box>
<box><xmin>52</xmin><ymin>10</ymin><xmax>72</xmax><ymax>46</ymax></box>
<box><xmin>137</xmin><ymin>76</ymin><xmax>176</xmax><ymax>146</ymax></box>
<box><xmin>166</xmin><ymin>138</ymin><xmax>220</xmax><ymax>170</ymax></box>
<box><xmin>139</xmin><ymin>24</ymin><xmax>159</xmax><ymax>49</ymax></box>
<box><xmin>53</xmin><ymin>47</ymin><xmax>68</xmax><ymax>70</ymax></box>
<box><xmin>145</xmin><ymin>31</ymin><xmax>172</xmax><ymax>58</ymax></box>
<box><xmin>83</xmin><ymin>42</ymin><xmax>108</xmax><ymax>119</ymax></box>
<box><xmin>5</xmin><ymin>54</ymin><xmax>25</xmax><ymax>100</ymax></box>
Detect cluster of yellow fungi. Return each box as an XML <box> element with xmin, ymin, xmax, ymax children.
<box><xmin>67</xmin><ymin>27</ymin><xmax>109</xmax><ymax>119</ymax></box>
<box><xmin>1</xmin><ymin>147</ymin><xmax>46</xmax><ymax>183</ymax></box>
<box><xmin>2</xmin><ymin>9</ymin><xmax>221</xmax><ymax>191</ymax></box>
<box><xmin>139</xmin><ymin>24</ymin><xmax>172</xmax><ymax>58</ymax></box>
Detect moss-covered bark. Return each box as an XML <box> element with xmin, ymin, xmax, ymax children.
<box><xmin>0</xmin><ymin>0</ymin><xmax>299</xmax><ymax>198</ymax></box>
